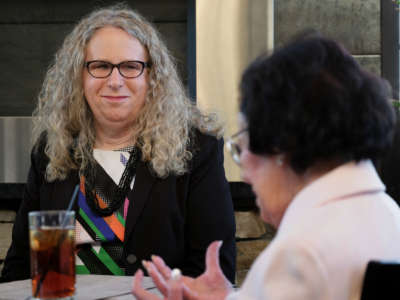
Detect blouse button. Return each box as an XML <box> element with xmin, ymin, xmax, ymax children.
<box><xmin>126</xmin><ymin>254</ymin><xmax>137</xmax><ymax>264</ymax></box>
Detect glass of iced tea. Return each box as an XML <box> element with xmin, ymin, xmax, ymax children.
<box><xmin>29</xmin><ymin>210</ymin><xmax>75</xmax><ymax>300</ymax></box>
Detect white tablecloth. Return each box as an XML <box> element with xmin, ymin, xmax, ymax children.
<box><xmin>0</xmin><ymin>274</ymin><xmax>160</xmax><ymax>300</ymax></box>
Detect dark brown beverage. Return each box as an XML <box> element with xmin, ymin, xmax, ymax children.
<box><xmin>30</xmin><ymin>228</ymin><xmax>75</xmax><ymax>299</ymax></box>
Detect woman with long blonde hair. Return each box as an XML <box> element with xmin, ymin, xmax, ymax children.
<box><xmin>1</xmin><ymin>4</ymin><xmax>236</xmax><ymax>283</ymax></box>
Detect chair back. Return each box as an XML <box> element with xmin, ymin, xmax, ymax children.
<box><xmin>360</xmin><ymin>260</ymin><xmax>400</xmax><ymax>300</ymax></box>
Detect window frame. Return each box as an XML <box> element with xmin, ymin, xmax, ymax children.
<box><xmin>381</xmin><ymin>0</ymin><xmax>400</xmax><ymax>99</ymax></box>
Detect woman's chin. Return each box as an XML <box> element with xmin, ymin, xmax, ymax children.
<box><xmin>256</xmin><ymin>197</ymin><xmax>266</xmax><ymax>220</ymax></box>
<box><xmin>103</xmin><ymin>113</ymin><xmax>135</xmax><ymax>124</ymax></box>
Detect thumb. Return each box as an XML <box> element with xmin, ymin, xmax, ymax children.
<box><xmin>205</xmin><ymin>240</ymin><xmax>223</xmax><ymax>276</ymax></box>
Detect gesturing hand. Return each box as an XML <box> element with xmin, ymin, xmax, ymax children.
<box><xmin>132</xmin><ymin>241</ymin><xmax>233</xmax><ymax>300</ymax></box>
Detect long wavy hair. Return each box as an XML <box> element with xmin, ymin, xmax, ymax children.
<box><xmin>33</xmin><ymin>4</ymin><xmax>222</xmax><ymax>181</ymax></box>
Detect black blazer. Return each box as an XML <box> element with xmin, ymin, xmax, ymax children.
<box><xmin>1</xmin><ymin>130</ymin><xmax>236</xmax><ymax>283</ymax></box>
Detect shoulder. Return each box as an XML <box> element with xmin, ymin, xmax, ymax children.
<box><xmin>189</xmin><ymin>128</ymin><xmax>223</xmax><ymax>165</ymax></box>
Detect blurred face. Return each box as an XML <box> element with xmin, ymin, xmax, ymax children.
<box><xmin>83</xmin><ymin>26</ymin><xmax>149</xmax><ymax>132</ymax></box>
<box><xmin>237</xmin><ymin>115</ymin><xmax>293</xmax><ymax>228</ymax></box>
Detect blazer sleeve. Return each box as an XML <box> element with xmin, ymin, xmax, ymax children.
<box><xmin>227</xmin><ymin>240</ymin><xmax>330</xmax><ymax>300</ymax></box>
<box><xmin>183</xmin><ymin>132</ymin><xmax>236</xmax><ymax>283</ymax></box>
<box><xmin>0</xmin><ymin>144</ymin><xmax>46</xmax><ymax>282</ymax></box>
<box><xmin>261</xmin><ymin>243</ymin><xmax>330</xmax><ymax>299</ymax></box>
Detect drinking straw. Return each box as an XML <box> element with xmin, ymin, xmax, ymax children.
<box><xmin>33</xmin><ymin>184</ymin><xmax>80</xmax><ymax>298</ymax></box>
<box><xmin>63</xmin><ymin>184</ymin><xmax>80</xmax><ymax>225</ymax></box>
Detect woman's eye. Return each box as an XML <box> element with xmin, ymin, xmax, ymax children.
<box><xmin>124</xmin><ymin>63</ymin><xmax>141</xmax><ymax>70</ymax></box>
<box><xmin>95</xmin><ymin>64</ymin><xmax>110</xmax><ymax>69</ymax></box>
<box><xmin>89</xmin><ymin>62</ymin><xmax>110</xmax><ymax>70</ymax></box>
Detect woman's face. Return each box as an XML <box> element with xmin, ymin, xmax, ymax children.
<box><xmin>238</xmin><ymin>116</ymin><xmax>294</xmax><ymax>228</ymax></box>
<box><xmin>83</xmin><ymin>26</ymin><xmax>149</xmax><ymax>132</ymax></box>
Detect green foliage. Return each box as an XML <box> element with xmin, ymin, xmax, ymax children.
<box><xmin>393</xmin><ymin>101</ymin><xmax>400</xmax><ymax>111</ymax></box>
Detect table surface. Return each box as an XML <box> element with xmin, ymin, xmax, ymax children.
<box><xmin>0</xmin><ymin>274</ymin><xmax>160</xmax><ymax>300</ymax></box>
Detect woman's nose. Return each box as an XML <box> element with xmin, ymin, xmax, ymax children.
<box><xmin>107</xmin><ymin>67</ymin><xmax>124</xmax><ymax>88</ymax></box>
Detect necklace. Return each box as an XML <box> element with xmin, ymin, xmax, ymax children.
<box><xmin>83</xmin><ymin>147</ymin><xmax>139</xmax><ymax>217</ymax></box>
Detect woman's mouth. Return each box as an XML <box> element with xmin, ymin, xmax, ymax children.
<box><xmin>102</xmin><ymin>95</ymin><xmax>129</xmax><ymax>101</ymax></box>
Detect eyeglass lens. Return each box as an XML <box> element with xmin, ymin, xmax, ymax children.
<box><xmin>87</xmin><ymin>61</ymin><xmax>145</xmax><ymax>78</ymax></box>
<box><xmin>232</xmin><ymin>143</ymin><xmax>241</xmax><ymax>156</ymax></box>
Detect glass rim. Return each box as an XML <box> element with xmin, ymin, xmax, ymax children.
<box><xmin>28</xmin><ymin>210</ymin><xmax>75</xmax><ymax>217</ymax></box>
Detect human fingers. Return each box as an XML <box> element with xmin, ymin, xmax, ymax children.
<box><xmin>167</xmin><ymin>269</ymin><xmax>183</xmax><ymax>300</ymax></box>
<box><xmin>150</xmin><ymin>256</ymin><xmax>196</xmax><ymax>290</ymax></box>
<box><xmin>151</xmin><ymin>255</ymin><xmax>172</xmax><ymax>279</ymax></box>
<box><xmin>205</xmin><ymin>240</ymin><xmax>223</xmax><ymax>275</ymax></box>
<box><xmin>143</xmin><ymin>260</ymin><xmax>168</xmax><ymax>296</ymax></box>
<box><xmin>132</xmin><ymin>269</ymin><xmax>161</xmax><ymax>300</ymax></box>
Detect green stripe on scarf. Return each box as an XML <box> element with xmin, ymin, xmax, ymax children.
<box><xmin>79</xmin><ymin>208</ymin><xmax>106</xmax><ymax>241</ymax></box>
<box><xmin>115</xmin><ymin>211</ymin><xmax>126</xmax><ymax>227</ymax></box>
<box><xmin>76</xmin><ymin>265</ymin><xmax>91</xmax><ymax>274</ymax></box>
<box><xmin>91</xmin><ymin>247</ymin><xmax>124</xmax><ymax>276</ymax></box>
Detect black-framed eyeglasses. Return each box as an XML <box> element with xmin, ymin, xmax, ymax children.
<box><xmin>226</xmin><ymin>128</ymin><xmax>248</xmax><ymax>166</ymax></box>
<box><xmin>85</xmin><ymin>60</ymin><xmax>152</xmax><ymax>79</ymax></box>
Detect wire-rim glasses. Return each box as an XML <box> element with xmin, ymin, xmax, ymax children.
<box><xmin>85</xmin><ymin>60</ymin><xmax>151</xmax><ymax>79</ymax></box>
<box><xmin>226</xmin><ymin>128</ymin><xmax>248</xmax><ymax>166</ymax></box>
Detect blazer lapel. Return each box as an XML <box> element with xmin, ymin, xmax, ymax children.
<box><xmin>47</xmin><ymin>170</ymin><xmax>80</xmax><ymax>211</ymax></box>
<box><xmin>124</xmin><ymin>160</ymin><xmax>157</xmax><ymax>245</ymax></box>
